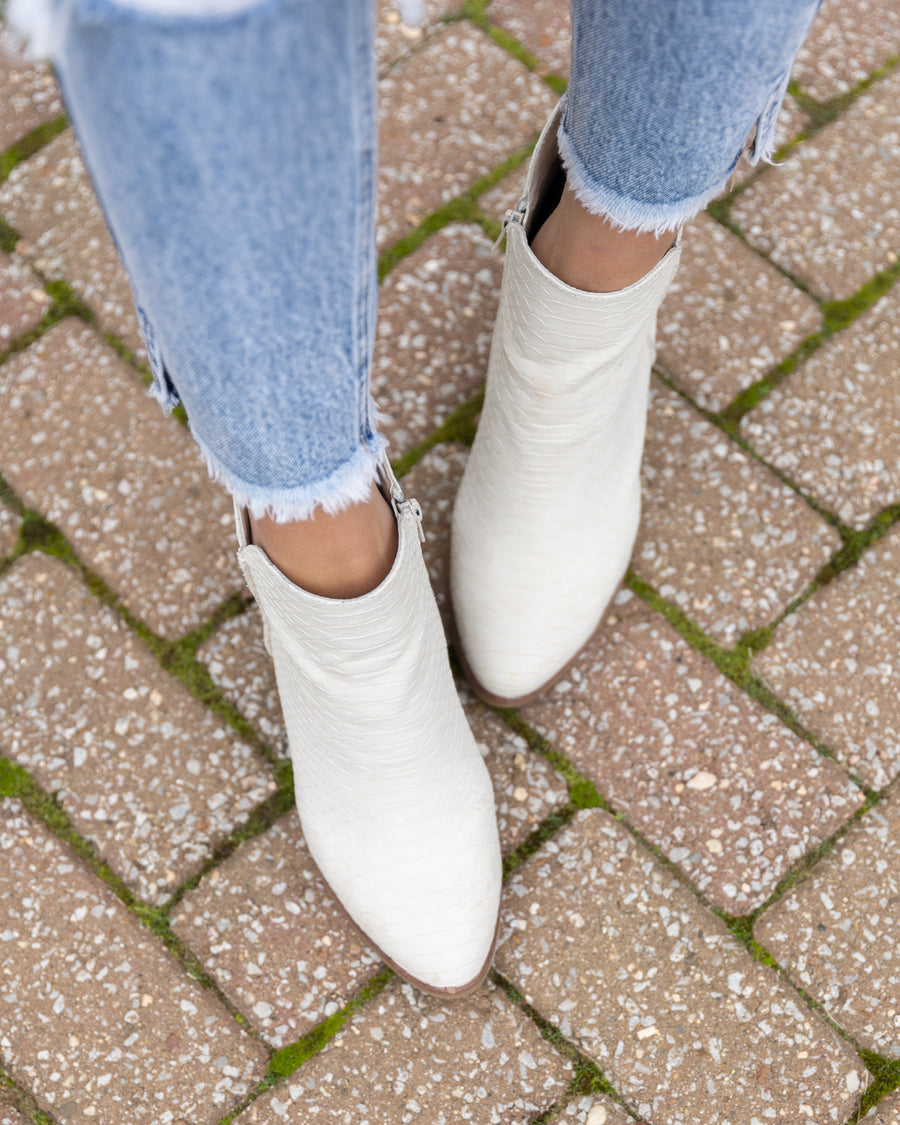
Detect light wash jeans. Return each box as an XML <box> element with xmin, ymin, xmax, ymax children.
<box><xmin>20</xmin><ymin>0</ymin><xmax>820</xmax><ymax>520</ymax></box>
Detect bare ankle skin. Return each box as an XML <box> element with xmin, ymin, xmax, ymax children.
<box><xmin>531</xmin><ymin>181</ymin><xmax>675</xmax><ymax>293</ymax></box>
<box><xmin>248</xmin><ymin>483</ymin><xmax>398</xmax><ymax>599</ymax></box>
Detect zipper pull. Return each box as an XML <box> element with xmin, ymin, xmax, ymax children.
<box><xmin>493</xmin><ymin>194</ymin><xmax>528</xmax><ymax>249</ymax></box>
<box><xmin>382</xmin><ymin>456</ymin><xmax>426</xmax><ymax>543</ymax></box>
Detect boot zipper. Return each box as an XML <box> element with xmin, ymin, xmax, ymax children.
<box><xmin>382</xmin><ymin>456</ymin><xmax>426</xmax><ymax>543</ymax></box>
<box><xmin>494</xmin><ymin>194</ymin><xmax>527</xmax><ymax>249</ymax></box>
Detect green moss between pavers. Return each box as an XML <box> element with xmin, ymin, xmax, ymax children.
<box><xmin>452</xmin><ymin>0</ymin><xmax>567</xmax><ymax>96</ymax></box>
<box><xmin>857</xmin><ymin>1052</ymin><xmax>900</xmax><ymax>1116</ymax></box>
<box><xmin>390</xmin><ymin>386</ymin><xmax>485</xmax><ymax>479</ymax></box>
<box><xmin>490</xmin><ymin>970</ymin><xmax>630</xmax><ymax>1111</ymax></box>
<box><xmin>266</xmin><ymin>969</ymin><xmax>393</xmax><ymax>1080</ymax></box>
<box><xmin>491</xmin><ymin>707</ymin><xmax>602</xmax><ymax>811</ymax></box>
<box><xmin>0</xmin><ymin>115</ymin><xmax>68</xmax><ymax>185</ymax></box>
<box><xmin>0</xmin><ymin>1067</ymin><xmax>57</xmax><ymax>1125</ymax></box>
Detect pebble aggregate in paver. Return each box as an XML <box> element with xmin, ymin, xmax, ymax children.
<box><xmin>0</xmin><ymin>555</ymin><xmax>276</xmax><ymax>904</ymax></box>
<box><xmin>0</xmin><ymin>799</ymin><xmax>268</xmax><ymax>1122</ymax></box>
<box><xmin>793</xmin><ymin>0</ymin><xmax>900</xmax><ymax>102</ymax></box>
<box><xmin>198</xmin><ymin>605</ymin><xmax>288</xmax><ymax>758</ymax></box>
<box><xmin>756</xmin><ymin>784</ymin><xmax>900</xmax><ymax>1057</ymax></box>
<box><xmin>496</xmin><ymin>809</ymin><xmax>861</xmax><ymax>1124</ymax></box>
<box><xmin>657</xmin><ymin>215</ymin><xmax>822</xmax><ymax>411</ymax></box>
<box><xmin>377</xmin><ymin>26</ymin><xmax>556</xmax><ymax>250</ymax></box>
<box><xmin>0</xmin><ymin>40</ymin><xmax>62</xmax><ymax>152</ymax></box>
<box><xmin>236</xmin><ymin>978</ymin><xmax>573</xmax><ymax>1124</ymax></box>
<box><xmin>732</xmin><ymin>68</ymin><xmax>900</xmax><ymax>301</ymax></box>
<box><xmin>479</xmin><ymin>161</ymin><xmax>528</xmax><ymax>226</ymax></box>
<box><xmin>488</xmin><ymin>0</ymin><xmax>571</xmax><ymax>78</ymax></box>
<box><xmin>741</xmin><ymin>281</ymin><xmax>900</xmax><ymax>531</ymax></box>
<box><xmin>637</xmin><ymin>380</ymin><xmax>840</xmax><ymax>645</ymax></box>
<box><xmin>375</xmin><ymin>0</ymin><xmax>458</xmax><ymax>71</ymax></box>
<box><xmin>0</xmin><ymin>504</ymin><xmax>19</xmax><ymax>558</ymax></box>
<box><xmin>197</xmin><ymin>602</ymin><xmax>565</xmax><ymax>852</ymax></box>
<box><xmin>172</xmin><ymin>812</ymin><xmax>380</xmax><ymax>1048</ymax></box>
<box><xmin>866</xmin><ymin>1091</ymin><xmax>900</xmax><ymax>1122</ymax></box>
<box><xmin>0</xmin><ymin>131</ymin><xmax>144</xmax><ymax>354</ymax></box>
<box><xmin>2</xmin><ymin>319</ymin><xmax>244</xmax><ymax>637</ymax></box>
<box><xmin>0</xmin><ymin>251</ymin><xmax>51</xmax><ymax>344</ymax></box>
<box><xmin>374</xmin><ymin>225</ymin><xmax>501</xmax><ymax>452</ymax></box>
<box><xmin>521</xmin><ymin>590</ymin><xmax>862</xmax><ymax>912</ymax></box>
<box><xmin>559</xmin><ymin>1096</ymin><xmax>635</xmax><ymax>1125</ymax></box>
<box><xmin>755</xmin><ymin>523</ymin><xmax>900</xmax><ymax>788</ymax></box>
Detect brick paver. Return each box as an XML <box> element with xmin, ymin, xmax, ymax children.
<box><xmin>0</xmin><ymin>251</ymin><xmax>51</xmax><ymax>346</ymax></box>
<box><xmin>732</xmin><ymin>67</ymin><xmax>900</xmax><ymax>301</ymax></box>
<box><xmin>866</xmin><ymin>1091</ymin><xmax>900</xmax><ymax>1122</ymax></box>
<box><xmin>236</xmin><ymin>978</ymin><xmax>573</xmax><ymax>1124</ymax></box>
<box><xmin>374</xmin><ymin>225</ymin><xmax>502</xmax><ymax>453</ymax></box>
<box><xmin>0</xmin><ymin>555</ymin><xmax>276</xmax><ymax>904</ymax></box>
<box><xmin>741</xmin><ymin>281</ymin><xmax>900</xmax><ymax>531</ymax></box>
<box><xmin>637</xmin><ymin>380</ymin><xmax>840</xmax><ymax>646</ymax></box>
<box><xmin>3</xmin><ymin>319</ymin><xmax>245</xmax><ymax>638</ymax></box>
<box><xmin>1</xmin><ymin>5</ymin><xmax>898</xmax><ymax>1123</ymax></box>
<box><xmin>377</xmin><ymin>24</ymin><xmax>556</xmax><ymax>250</ymax></box>
<box><xmin>496</xmin><ymin>809</ymin><xmax>861</xmax><ymax>1124</ymax></box>
<box><xmin>756</xmin><ymin>784</ymin><xmax>900</xmax><ymax>1058</ymax></box>
<box><xmin>171</xmin><ymin>812</ymin><xmax>381</xmax><ymax>1048</ymax></box>
<box><xmin>0</xmin><ymin>44</ymin><xmax>61</xmax><ymax>152</ymax></box>
<box><xmin>0</xmin><ymin>799</ymin><xmax>268</xmax><ymax>1123</ymax></box>
<box><xmin>794</xmin><ymin>0</ymin><xmax>900</xmax><ymax>102</ymax></box>
<box><xmin>521</xmin><ymin>590</ymin><xmax>862</xmax><ymax>913</ymax></box>
<box><xmin>657</xmin><ymin>215</ymin><xmax>822</xmax><ymax>412</ymax></box>
<box><xmin>755</xmin><ymin>522</ymin><xmax>900</xmax><ymax>788</ymax></box>
<box><xmin>0</xmin><ymin>131</ymin><xmax>144</xmax><ymax>355</ymax></box>
<box><xmin>0</xmin><ymin>504</ymin><xmax>18</xmax><ymax>558</ymax></box>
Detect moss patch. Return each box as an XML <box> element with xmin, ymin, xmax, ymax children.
<box><xmin>0</xmin><ymin>115</ymin><xmax>68</xmax><ymax>184</ymax></box>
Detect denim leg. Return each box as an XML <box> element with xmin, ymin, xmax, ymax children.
<box><xmin>50</xmin><ymin>0</ymin><xmax>384</xmax><ymax>521</ymax></box>
<box><xmin>561</xmin><ymin>0</ymin><xmax>822</xmax><ymax>234</ymax></box>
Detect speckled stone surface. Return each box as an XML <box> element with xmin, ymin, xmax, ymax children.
<box><xmin>374</xmin><ymin>225</ymin><xmax>501</xmax><ymax>453</ymax></box>
<box><xmin>755</xmin><ymin>523</ymin><xmax>900</xmax><ymax>789</ymax></box>
<box><xmin>375</xmin><ymin>0</ymin><xmax>458</xmax><ymax>71</ymax></box>
<box><xmin>520</xmin><ymin>590</ymin><xmax>862</xmax><ymax>913</ymax></box>
<box><xmin>558</xmin><ymin>1095</ymin><xmax>636</xmax><ymax>1125</ymax></box>
<box><xmin>377</xmin><ymin>26</ymin><xmax>556</xmax><ymax>250</ymax></box>
<box><xmin>171</xmin><ymin>812</ymin><xmax>380</xmax><ymax>1048</ymax></box>
<box><xmin>401</xmin><ymin>442</ymin><xmax>468</xmax><ymax>627</ymax></box>
<box><xmin>0</xmin><ymin>798</ymin><xmax>268</xmax><ymax>1122</ymax></box>
<box><xmin>479</xmin><ymin>161</ymin><xmax>529</xmax><ymax>226</ymax></box>
<box><xmin>0</xmin><ymin>504</ymin><xmax>19</xmax><ymax>558</ymax></box>
<box><xmin>756</xmin><ymin>784</ymin><xmax>900</xmax><ymax>1058</ymax></box>
<box><xmin>740</xmin><ymin>282</ymin><xmax>900</xmax><ymax>531</ymax></box>
<box><xmin>657</xmin><ymin>216</ymin><xmax>822</xmax><ymax>412</ymax></box>
<box><xmin>496</xmin><ymin>809</ymin><xmax>862</xmax><ymax>1123</ymax></box>
<box><xmin>0</xmin><ymin>131</ymin><xmax>144</xmax><ymax>354</ymax></box>
<box><xmin>865</xmin><ymin>1091</ymin><xmax>900</xmax><ymax>1122</ymax></box>
<box><xmin>732</xmin><ymin>68</ymin><xmax>900</xmax><ymax>302</ymax></box>
<box><xmin>637</xmin><ymin>380</ymin><xmax>841</xmax><ymax>646</ymax></box>
<box><xmin>0</xmin><ymin>251</ymin><xmax>51</xmax><ymax>346</ymax></box>
<box><xmin>793</xmin><ymin>0</ymin><xmax>900</xmax><ymax>102</ymax></box>
<box><xmin>2</xmin><ymin>319</ymin><xmax>244</xmax><ymax>638</ymax></box>
<box><xmin>0</xmin><ymin>555</ymin><xmax>276</xmax><ymax>904</ymax></box>
<box><xmin>488</xmin><ymin>0</ymin><xmax>571</xmax><ymax>78</ymax></box>
<box><xmin>236</xmin><ymin>978</ymin><xmax>573</xmax><ymax>1124</ymax></box>
<box><xmin>197</xmin><ymin>604</ymin><xmax>566</xmax><ymax>853</ymax></box>
<box><xmin>0</xmin><ymin>40</ymin><xmax>62</xmax><ymax>152</ymax></box>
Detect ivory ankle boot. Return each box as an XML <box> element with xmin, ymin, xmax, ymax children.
<box><xmin>451</xmin><ymin>103</ymin><xmax>681</xmax><ymax>705</ymax></box>
<box><xmin>236</xmin><ymin>461</ymin><xmax>502</xmax><ymax>995</ymax></box>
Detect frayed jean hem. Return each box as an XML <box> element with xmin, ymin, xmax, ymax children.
<box><xmin>556</xmin><ymin>62</ymin><xmax>791</xmax><ymax>238</ymax></box>
<box><xmin>191</xmin><ymin>431</ymin><xmax>389</xmax><ymax>522</ymax></box>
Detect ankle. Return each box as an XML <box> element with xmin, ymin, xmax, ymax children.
<box><xmin>531</xmin><ymin>182</ymin><xmax>675</xmax><ymax>293</ymax></box>
<box><xmin>249</xmin><ymin>484</ymin><xmax>398</xmax><ymax>599</ymax></box>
